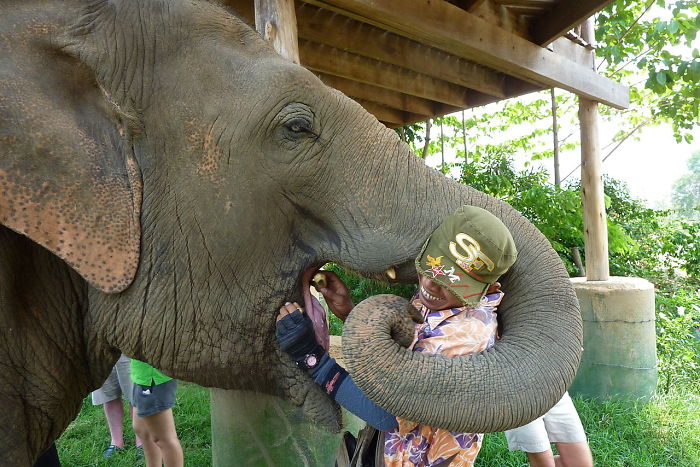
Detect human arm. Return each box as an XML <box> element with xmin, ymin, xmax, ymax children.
<box><xmin>276</xmin><ymin>301</ymin><xmax>397</xmax><ymax>431</ymax></box>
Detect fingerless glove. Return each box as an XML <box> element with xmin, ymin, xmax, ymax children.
<box><xmin>275</xmin><ymin>310</ymin><xmax>323</xmax><ymax>365</ymax></box>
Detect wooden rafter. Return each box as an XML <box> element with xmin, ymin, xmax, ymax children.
<box><xmin>302</xmin><ymin>0</ymin><xmax>629</xmax><ymax>109</ymax></box>
<box><xmin>353</xmin><ymin>99</ymin><xmax>427</xmax><ymax>125</ymax></box>
<box><xmin>531</xmin><ymin>0</ymin><xmax>615</xmax><ymax>45</ymax></box>
<box><xmin>314</xmin><ymin>73</ymin><xmax>435</xmax><ymax>115</ymax></box>
<box><xmin>452</xmin><ymin>0</ymin><xmax>488</xmax><ymax>11</ymax></box>
<box><xmin>299</xmin><ymin>39</ymin><xmax>476</xmax><ymax>108</ymax></box>
<box><xmin>296</xmin><ymin>3</ymin><xmax>507</xmax><ymax>98</ymax></box>
<box><xmin>494</xmin><ymin>0</ymin><xmax>557</xmax><ymax>8</ymax></box>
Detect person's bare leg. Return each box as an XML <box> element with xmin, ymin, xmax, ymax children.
<box><xmin>103</xmin><ymin>398</ymin><xmax>125</xmax><ymax>448</ymax></box>
<box><xmin>553</xmin><ymin>442</ymin><xmax>593</xmax><ymax>467</ymax></box>
<box><xmin>526</xmin><ymin>450</ymin><xmax>556</xmax><ymax>467</ymax></box>
<box><xmin>133</xmin><ymin>413</ymin><xmax>163</xmax><ymax>467</ymax></box>
<box><xmin>138</xmin><ymin>409</ymin><xmax>183</xmax><ymax>467</ymax></box>
<box><xmin>130</xmin><ymin>405</ymin><xmax>143</xmax><ymax>447</ymax></box>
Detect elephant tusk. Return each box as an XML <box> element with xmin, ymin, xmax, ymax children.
<box><xmin>384</xmin><ymin>267</ymin><xmax>396</xmax><ymax>280</ymax></box>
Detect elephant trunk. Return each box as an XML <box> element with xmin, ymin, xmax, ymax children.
<box><xmin>341</xmin><ymin>184</ymin><xmax>583</xmax><ymax>433</ymax></box>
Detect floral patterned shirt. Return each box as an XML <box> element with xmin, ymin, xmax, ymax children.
<box><xmin>383</xmin><ymin>292</ymin><xmax>503</xmax><ymax>467</ymax></box>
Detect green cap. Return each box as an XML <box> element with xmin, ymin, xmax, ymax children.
<box><xmin>415</xmin><ymin>205</ymin><xmax>517</xmax><ymax>306</ymax></box>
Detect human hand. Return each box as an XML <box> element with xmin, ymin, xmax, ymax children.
<box><xmin>312</xmin><ymin>271</ymin><xmax>353</xmax><ymax>322</ymax></box>
<box><xmin>276</xmin><ymin>302</ymin><xmax>323</xmax><ymax>364</ymax></box>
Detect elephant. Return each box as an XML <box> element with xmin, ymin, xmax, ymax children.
<box><xmin>0</xmin><ymin>0</ymin><xmax>583</xmax><ymax>464</ymax></box>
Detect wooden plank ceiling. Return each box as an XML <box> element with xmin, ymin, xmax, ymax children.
<box><xmin>222</xmin><ymin>0</ymin><xmax>628</xmax><ymax>127</ymax></box>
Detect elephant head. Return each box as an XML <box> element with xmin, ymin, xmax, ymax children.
<box><xmin>0</xmin><ymin>0</ymin><xmax>581</xmax><ymax>464</ymax></box>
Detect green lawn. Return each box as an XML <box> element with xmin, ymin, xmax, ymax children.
<box><xmin>477</xmin><ymin>392</ymin><xmax>700</xmax><ymax>467</ymax></box>
<box><xmin>57</xmin><ymin>384</ymin><xmax>699</xmax><ymax>466</ymax></box>
<box><xmin>57</xmin><ymin>382</ymin><xmax>212</xmax><ymax>466</ymax></box>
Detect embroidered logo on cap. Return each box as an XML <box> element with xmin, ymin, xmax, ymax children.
<box><xmin>424</xmin><ymin>255</ymin><xmax>461</xmax><ymax>283</ymax></box>
<box><xmin>449</xmin><ymin>233</ymin><xmax>495</xmax><ymax>273</ymax></box>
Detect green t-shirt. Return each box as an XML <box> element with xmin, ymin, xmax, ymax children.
<box><xmin>130</xmin><ymin>359</ymin><xmax>173</xmax><ymax>386</ymax></box>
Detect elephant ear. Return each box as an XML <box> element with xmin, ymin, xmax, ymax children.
<box><xmin>0</xmin><ymin>31</ymin><xmax>142</xmax><ymax>293</ymax></box>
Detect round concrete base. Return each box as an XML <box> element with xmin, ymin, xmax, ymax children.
<box><xmin>569</xmin><ymin>276</ymin><xmax>657</xmax><ymax>401</ymax></box>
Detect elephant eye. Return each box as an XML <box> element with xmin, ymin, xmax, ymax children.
<box><xmin>274</xmin><ymin>104</ymin><xmax>319</xmax><ymax>151</ymax></box>
<box><xmin>284</xmin><ymin>117</ymin><xmax>316</xmax><ymax>138</ymax></box>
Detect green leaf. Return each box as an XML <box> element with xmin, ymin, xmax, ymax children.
<box><xmin>691</xmin><ymin>61</ymin><xmax>700</xmax><ymax>79</ymax></box>
<box><xmin>656</xmin><ymin>71</ymin><xmax>667</xmax><ymax>85</ymax></box>
<box><xmin>668</xmin><ymin>20</ymin><xmax>680</xmax><ymax>35</ymax></box>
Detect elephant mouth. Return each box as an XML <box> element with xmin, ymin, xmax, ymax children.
<box><xmin>298</xmin><ymin>264</ymin><xmax>402</xmax><ymax>316</ymax></box>
<box><xmin>300</xmin><ymin>266</ymin><xmax>321</xmax><ymax>314</ymax></box>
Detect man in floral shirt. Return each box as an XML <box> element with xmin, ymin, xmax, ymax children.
<box><xmin>276</xmin><ymin>205</ymin><xmax>517</xmax><ymax>466</ymax></box>
<box><xmin>383</xmin><ymin>287</ymin><xmax>503</xmax><ymax>466</ymax></box>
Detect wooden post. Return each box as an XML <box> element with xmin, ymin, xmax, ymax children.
<box><xmin>254</xmin><ymin>0</ymin><xmax>300</xmax><ymax>63</ymax></box>
<box><xmin>578</xmin><ymin>17</ymin><xmax>608</xmax><ymax>281</ymax></box>
<box><xmin>579</xmin><ymin>97</ymin><xmax>609</xmax><ymax>281</ymax></box>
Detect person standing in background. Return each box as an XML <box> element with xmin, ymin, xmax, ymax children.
<box><xmin>90</xmin><ymin>354</ymin><xmax>142</xmax><ymax>458</ymax></box>
<box><xmin>130</xmin><ymin>359</ymin><xmax>183</xmax><ymax>467</ymax></box>
<box><xmin>504</xmin><ymin>392</ymin><xmax>593</xmax><ymax>467</ymax></box>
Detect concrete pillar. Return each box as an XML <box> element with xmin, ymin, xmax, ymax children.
<box><xmin>569</xmin><ymin>277</ymin><xmax>657</xmax><ymax>401</ymax></box>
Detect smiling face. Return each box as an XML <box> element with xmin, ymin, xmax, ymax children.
<box><xmin>417</xmin><ymin>273</ymin><xmax>465</xmax><ymax>311</ymax></box>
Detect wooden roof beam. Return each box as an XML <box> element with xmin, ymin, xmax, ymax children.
<box><xmin>300</xmin><ymin>39</ymin><xmax>479</xmax><ymax>108</ymax></box>
<box><xmin>304</xmin><ymin>0</ymin><xmax>628</xmax><ymax>109</ymax></box>
<box><xmin>531</xmin><ymin>0</ymin><xmax>615</xmax><ymax>46</ymax></box>
<box><xmin>296</xmin><ymin>3</ymin><xmax>507</xmax><ymax>98</ymax></box>
<box><xmin>354</xmin><ymin>99</ymin><xmax>427</xmax><ymax>125</ymax></box>
<box><xmin>313</xmin><ymin>72</ymin><xmax>437</xmax><ymax>115</ymax></box>
<box><xmin>453</xmin><ymin>0</ymin><xmax>488</xmax><ymax>11</ymax></box>
<box><xmin>316</xmin><ymin>73</ymin><xmax>461</xmax><ymax>119</ymax></box>
<box><xmin>494</xmin><ymin>0</ymin><xmax>557</xmax><ymax>8</ymax></box>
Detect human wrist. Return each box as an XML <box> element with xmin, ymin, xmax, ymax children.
<box><xmin>294</xmin><ymin>343</ymin><xmax>325</xmax><ymax>370</ymax></box>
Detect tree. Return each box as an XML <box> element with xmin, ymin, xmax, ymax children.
<box><xmin>596</xmin><ymin>0</ymin><xmax>700</xmax><ymax>143</ymax></box>
<box><xmin>672</xmin><ymin>150</ymin><xmax>700</xmax><ymax>218</ymax></box>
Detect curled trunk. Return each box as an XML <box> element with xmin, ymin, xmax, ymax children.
<box><xmin>342</xmin><ymin>197</ymin><xmax>582</xmax><ymax>433</ymax></box>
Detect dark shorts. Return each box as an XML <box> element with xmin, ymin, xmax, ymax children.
<box><xmin>132</xmin><ymin>379</ymin><xmax>177</xmax><ymax>417</ymax></box>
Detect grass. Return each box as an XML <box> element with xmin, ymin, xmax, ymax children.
<box><xmin>476</xmin><ymin>392</ymin><xmax>700</xmax><ymax>467</ymax></box>
<box><xmin>56</xmin><ymin>382</ymin><xmax>212</xmax><ymax>466</ymax></box>
<box><xmin>58</xmin><ymin>385</ymin><xmax>699</xmax><ymax>466</ymax></box>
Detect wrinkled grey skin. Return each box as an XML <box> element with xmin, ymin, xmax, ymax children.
<box><xmin>0</xmin><ymin>0</ymin><xmax>582</xmax><ymax>464</ymax></box>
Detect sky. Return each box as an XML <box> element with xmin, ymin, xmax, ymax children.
<box><xmin>536</xmin><ymin>123</ymin><xmax>699</xmax><ymax>209</ymax></box>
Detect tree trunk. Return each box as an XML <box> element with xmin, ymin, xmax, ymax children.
<box><xmin>421</xmin><ymin>119</ymin><xmax>432</xmax><ymax>160</ymax></box>
<box><xmin>462</xmin><ymin>110</ymin><xmax>468</xmax><ymax>166</ymax></box>
<box><xmin>551</xmin><ymin>88</ymin><xmax>561</xmax><ymax>187</ymax></box>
